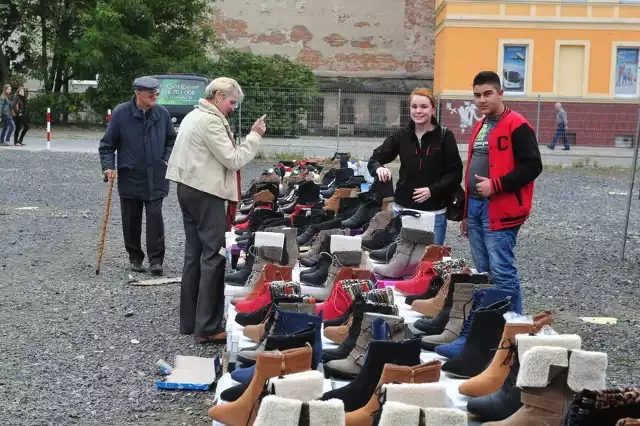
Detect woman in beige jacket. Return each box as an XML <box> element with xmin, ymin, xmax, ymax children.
<box><xmin>166</xmin><ymin>77</ymin><xmax>266</xmax><ymax>343</ymax></box>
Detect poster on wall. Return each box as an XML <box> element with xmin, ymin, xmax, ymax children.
<box><xmin>502</xmin><ymin>45</ymin><xmax>527</xmax><ymax>94</ymax></box>
<box><xmin>615</xmin><ymin>48</ymin><xmax>639</xmax><ymax>97</ymax></box>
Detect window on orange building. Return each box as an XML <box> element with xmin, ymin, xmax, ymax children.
<box><xmin>614</xmin><ymin>47</ymin><xmax>639</xmax><ymax>98</ymax></box>
<box><xmin>501</xmin><ymin>45</ymin><xmax>528</xmax><ymax>96</ymax></box>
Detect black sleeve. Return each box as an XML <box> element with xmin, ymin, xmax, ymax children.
<box><xmin>428</xmin><ymin>129</ymin><xmax>463</xmax><ymax>198</ymax></box>
<box><xmin>163</xmin><ymin>114</ymin><xmax>177</xmax><ymax>162</ymax></box>
<box><xmin>368</xmin><ymin>133</ymin><xmax>399</xmax><ymax>176</ymax></box>
<box><xmin>497</xmin><ymin>123</ymin><xmax>543</xmax><ymax>193</ymax></box>
<box><xmin>98</xmin><ymin>110</ymin><xmax>120</xmax><ymax>171</ymax></box>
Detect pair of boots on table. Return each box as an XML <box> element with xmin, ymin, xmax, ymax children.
<box><xmin>211</xmin><ymin>308</ymin><xmax>458</xmax><ymax>426</ymax></box>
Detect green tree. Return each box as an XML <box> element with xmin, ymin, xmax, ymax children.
<box><xmin>0</xmin><ymin>0</ymin><xmax>21</xmax><ymax>88</ymax></box>
<box><xmin>71</xmin><ymin>0</ymin><xmax>218</xmax><ymax>113</ymax></box>
<box><xmin>212</xmin><ymin>50</ymin><xmax>318</xmax><ymax>137</ymax></box>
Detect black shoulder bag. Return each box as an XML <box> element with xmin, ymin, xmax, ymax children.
<box><xmin>441</xmin><ymin>126</ymin><xmax>465</xmax><ymax>222</ymax></box>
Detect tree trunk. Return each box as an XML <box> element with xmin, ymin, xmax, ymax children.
<box><xmin>62</xmin><ymin>73</ymin><xmax>69</xmax><ymax>124</ymax></box>
<box><xmin>40</xmin><ymin>7</ymin><xmax>51</xmax><ymax>92</ymax></box>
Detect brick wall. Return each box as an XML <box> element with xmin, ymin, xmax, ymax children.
<box><xmin>211</xmin><ymin>0</ymin><xmax>435</xmax><ymax>77</ymax></box>
<box><xmin>438</xmin><ymin>98</ymin><xmax>639</xmax><ymax>148</ymax></box>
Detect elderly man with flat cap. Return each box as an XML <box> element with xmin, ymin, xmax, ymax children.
<box><xmin>99</xmin><ymin>76</ymin><xmax>177</xmax><ymax>275</ymax></box>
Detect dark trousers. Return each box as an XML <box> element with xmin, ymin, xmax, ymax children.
<box><xmin>176</xmin><ymin>183</ymin><xmax>227</xmax><ymax>337</ymax></box>
<box><xmin>13</xmin><ymin>116</ymin><xmax>29</xmax><ymax>144</ymax></box>
<box><xmin>120</xmin><ymin>197</ymin><xmax>165</xmax><ymax>266</ymax></box>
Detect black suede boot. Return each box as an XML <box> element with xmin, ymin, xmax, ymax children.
<box><xmin>321</xmin><ymin>301</ymin><xmax>397</xmax><ymax>362</ymax></box>
<box><xmin>441</xmin><ymin>299</ymin><xmax>510</xmax><ymax>378</ymax></box>
<box><xmin>404</xmin><ymin>276</ymin><xmax>444</xmax><ymax>306</ymax></box>
<box><xmin>341</xmin><ymin>192</ymin><xmax>382</xmax><ymax>229</ymax></box>
<box><xmin>300</xmin><ymin>252</ymin><xmax>332</xmax><ymax>286</ymax></box>
<box><xmin>369</xmin><ymin>241</ymin><xmax>396</xmax><ymax>263</ymax></box>
<box><xmin>320</xmin><ymin>338</ymin><xmax>422</xmax><ymax>412</ymax></box>
<box><xmin>336</xmin><ymin>197</ymin><xmax>361</xmax><ymax>220</ymax></box>
<box><xmin>466</xmin><ymin>346</ymin><xmax>522</xmax><ymax>421</ymax></box>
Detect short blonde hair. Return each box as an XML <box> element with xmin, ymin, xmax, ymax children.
<box><xmin>205</xmin><ymin>77</ymin><xmax>244</xmax><ymax>102</ymax></box>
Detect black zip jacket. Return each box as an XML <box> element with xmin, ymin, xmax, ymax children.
<box><xmin>368</xmin><ymin>118</ymin><xmax>463</xmax><ymax>211</ymax></box>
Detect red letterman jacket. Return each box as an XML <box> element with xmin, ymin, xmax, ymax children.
<box><xmin>463</xmin><ymin>108</ymin><xmax>543</xmax><ymax>231</ymax></box>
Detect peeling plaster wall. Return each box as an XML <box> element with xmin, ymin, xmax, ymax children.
<box><xmin>211</xmin><ymin>0</ymin><xmax>435</xmax><ymax>78</ymax></box>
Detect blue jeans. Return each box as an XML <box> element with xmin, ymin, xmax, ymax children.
<box><xmin>1</xmin><ymin>116</ymin><xmax>15</xmax><ymax>142</ymax></box>
<box><xmin>551</xmin><ymin>123</ymin><xmax>569</xmax><ymax>149</ymax></box>
<box><xmin>466</xmin><ymin>198</ymin><xmax>523</xmax><ymax>313</ymax></box>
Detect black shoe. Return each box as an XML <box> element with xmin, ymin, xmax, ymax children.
<box><xmin>130</xmin><ymin>262</ymin><xmax>146</xmax><ymax>272</ymax></box>
<box><xmin>441</xmin><ymin>299</ymin><xmax>510</xmax><ymax>378</ymax></box>
<box><xmin>369</xmin><ymin>241</ymin><xmax>397</xmax><ymax>263</ymax></box>
<box><xmin>300</xmin><ymin>252</ymin><xmax>332</xmax><ymax>286</ymax></box>
<box><xmin>337</xmin><ymin>175</ymin><xmax>366</xmax><ymax>189</ymax></box>
<box><xmin>321</xmin><ymin>300</ymin><xmax>397</xmax><ymax>362</ymax></box>
<box><xmin>336</xmin><ymin>197</ymin><xmax>361</xmax><ymax>220</ymax></box>
<box><xmin>320</xmin><ymin>338</ymin><xmax>422</xmax><ymax>412</ymax></box>
<box><xmin>341</xmin><ymin>193</ymin><xmax>382</xmax><ymax>229</ymax></box>
<box><xmin>404</xmin><ymin>276</ymin><xmax>445</xmax><ymax>306</ymax></box>
<box><xmin>467</xmin><ymin>346</ymin><xmax>522</xmax><ymax>421</ymax></box>
<box><xmin>413</xmin><ymin>306</ymin><xmax>451</xmax><ymax>335</ymax></box>
<box><xmin>149</xmin><ymin>264</ymin><xmax>163</xmax><ymax>276</ymax></box>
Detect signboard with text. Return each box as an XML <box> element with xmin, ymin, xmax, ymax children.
<box><xmin>157</xmin><ymin>79</ymin><xmax>206</xmax><ymax>106</ymax></box>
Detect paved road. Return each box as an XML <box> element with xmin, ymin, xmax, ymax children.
<box><xmin>4</xmin><ymin>134</ymin><xmax>637</xmax><ymax>167</ymax></box>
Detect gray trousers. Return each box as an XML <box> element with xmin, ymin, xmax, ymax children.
<box><xmin>177</xmin><ymin>183</ymin><xmax>227</xmax><ymax>337</ymax></box>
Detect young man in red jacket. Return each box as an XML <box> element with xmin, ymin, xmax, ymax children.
<box><xmin>460</xmin><ymin>71</ymin><xmax>543</xmax><ymax>314</ymax></box>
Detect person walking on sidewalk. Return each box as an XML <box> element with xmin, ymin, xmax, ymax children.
<box><xmin>166</xmin><ymin>77</ymin><xmax>265</xmax><ymax>344</ymax></box>
<box><xmin>460</xmin><ymin>71</ymin><xmax>543</xmax><ymax>314</ymax></box>
<box><xmin>547</xmin><ymin>102</ymin><xmax>570</xmax><ymax>150</ymax></box>
<box><xmin>0</xmin><ymin>84</ymin><xmax>15</xmax><ymax>145</ymax></box>
<box><xmin>11</xmin><ymin>87</ymin><xmax>29</xmax><ymax>146</ymax></box>
<box><xmin>368</xmin><ymin>88</ymin><xmax>463</xmax><ymax>245</ymax></box>
<box><xmin>98</xmin><ymin>76</ymin><xmax>176</xmax><ymax>276</ymax></box>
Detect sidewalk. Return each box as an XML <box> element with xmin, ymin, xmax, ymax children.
<box><xmin>13</xmin><ymin>128</ymin><xmax>637</xmax><ymax>167</ymax></box>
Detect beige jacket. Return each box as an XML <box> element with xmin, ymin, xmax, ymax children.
<box><xmin>166</xmin><ymin>99</ymin><xmax>261</xmax><ymax>202</ymax></box>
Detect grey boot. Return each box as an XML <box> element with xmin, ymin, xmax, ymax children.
<box><xmin>323</xmin><ymin>312</ymin><xmax>406</xmax><ymax>380</ymax></box>
<box><xmin>361</xmin><ymin>210</ymin><xmax>394</xmax><ymax>239</ymax></box>
<box><xmin>373</xmin><ymin>214</ymin><xmax>435</xmax><ymax>279</ymax></box>
<box><xmin>330</xmin><ymin>234</ymin><xmax>363</xmax><ymax>267</ymax></box>
<box><xmin>421</xmin><ymin>282</ymin><xmax>492</xmax><ymax>350</ymax></box>
<box><xmin>299</xmin><ymin>229</ymin><xmax>348</xmax><ymax>266</ymax></box>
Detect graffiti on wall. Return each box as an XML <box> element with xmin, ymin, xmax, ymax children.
<box><xmin>447</xmin><ymin>101</ymin><xmax>483</xmax><ymax>133</ymax></box>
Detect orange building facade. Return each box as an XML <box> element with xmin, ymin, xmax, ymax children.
<box><xmin>434</xmin><ymin>0</ymin><xmax>640</xmax><ymax>147</ymax></box>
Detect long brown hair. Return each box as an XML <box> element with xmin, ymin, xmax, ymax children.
<box><xmin>1</xmin><ymin>84</ymin><xmax>10</xmax><ymax>99</ymax></box>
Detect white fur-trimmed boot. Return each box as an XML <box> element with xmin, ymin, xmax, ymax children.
<box><xmin>373</xmin><ymin>212</ymin><xmax>435</xmax><ymax>279</ymax></box>
<box><xmin>484</xmin><ymin>345</ymin><xmax>608</xmax><ymax>426</ymax></box>
<box><xmin>254</xmin><ymin>395</ymin><xmax>345</xmax><ymax>426</ymax></box>
<box><xmin>378</xmin><ymin>401</ymin><xmax>467</xmax><ymax>426</ymax></box>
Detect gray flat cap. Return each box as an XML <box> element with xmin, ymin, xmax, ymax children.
<box><xmin>132</xmin><ymin>76</ymin><xmax>160</xmax><ymax>91</ymax></box>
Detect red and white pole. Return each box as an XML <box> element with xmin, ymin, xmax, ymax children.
<box><xmin>46</xmin><ymin>107</ymin><xmax>51</xmax><ymax>150</ymax></box>
<box><xmin>107</xmin><ymin>109</ymin><xmax>112</xmax><ymax>124</ymax></box>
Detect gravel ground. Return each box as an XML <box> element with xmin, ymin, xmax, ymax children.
<box><xmin>0</xmin><ymin>151</ymin><xmax>639</xmax><ymax>425</ymax></box>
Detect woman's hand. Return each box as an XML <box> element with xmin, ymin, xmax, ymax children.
<box><xmin>376</xmin><ymin>167</ymin><xmax>392</xmax><ymax>182</ymax></box>
<box><xmin>251</xmin><ymin>114</ymin><xmax>267</xmax><ymax>136</ymax></box>
<box><xmin>412</xmin><ymin>187</ymin><xmax>431</xmax><ymax>204</ymax></box>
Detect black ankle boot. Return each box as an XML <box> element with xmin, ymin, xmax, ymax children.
<box><xmin>322</xmin><ymin>302</ymin><xmax>397</xmax><ymax>362</ymax></box>
<box><xmin>341</xmin><ymin>193</ymin><xmax>382</xmax><ymax>229</ymax></box>
<box><xmin>320</xmin><ymin>338</ymin><xmax>422</xmax><ymax>412</ymax></box>
<box><xmin>300</xmin><ymin>252</ymin><xmax>332</xmax><ymax>286</ymax></box>
<box><xmin>466</xmin><ymin>346</ymin><xmax>522</xmax><ymax>421</ymax></box>
<box><xmin>441</xmin><ymin>299</ymin><xmax>510</xmax><ymax>378</ymax></box>
<box><xmin>412</xmin><ymin>279</ymin><xmax>456</xmax><ymax>335</ymax></box>
<box><xmin>404</xmin><ymin>276</ymin><xmax>444</xmax><ymax>306</ymax></box>
<box><xmin>336</xmin><ymin>197</ymin><xmax>361</xmax><ymax>220</ymax></box>
<box><xmin>225</xmin><ymin>236</ymin><xmax>256</xmax><ymax>286</ymax></box>
<box><xmin>369</xmin><ymin>241</ymin><xmax>396</xmax><ymax>263</ymax></box>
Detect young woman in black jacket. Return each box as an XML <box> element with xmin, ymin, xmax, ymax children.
<box><xmin>11</xmin><ymin>87</ymin><xmax>29</xmax><ymax>146</ymax></box>
<box><xmin>368</xmin><ymin>88</ymin><xmax>463</xmax><ymax>245</ymax></box>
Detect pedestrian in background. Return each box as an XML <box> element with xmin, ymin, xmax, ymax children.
<box><xmin>11</xmin><ymin>87</ymin><xmax>29</xmax><ymax>146</ymax></box>
<box><xmin>0</xmin><ymin>84</ymin><xmax>15</xmax><ymax>145</ymax></box>
<box><xmin>166</xmin><ymin>77</ymin><xmax>265</xmax><ymax>344</ymax></box>
<box><xmin>98</xmin><ymin>76</ymin><xmax>176</xmax><ymax>276</ymax></box>
<box><xmin>547</xmin><ymin>102</ymin><xmax>570</xmax><ymax>150</ymax></box>
<box><xmin>461</xmin><ymin>71</ymin><xmax>543</xmax><ymax>314</ymax></box>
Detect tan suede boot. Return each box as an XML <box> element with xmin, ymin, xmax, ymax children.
<box><xmin>324</xmin><ymin>188</ymin><xmax>357</xmax><ymax>213</ymax></box>
<box><xmin>458</xmin><ymin>310</ymin><xmax>554</xmax><ymax>397</ymax></box>
<box><xmin>323</xmin><ymin>316</ymin><xmax>353</xmax><ymax>344</ymax></box>
<box><xmin>361</xmin><ymin>210</ymin><xmax>394</xmax><ymax>239</ymax></box>
<box><xmin>345</xmin><ymin>360</ymin><xmax>442</xmax><ymax>426</ymax></box>
<box><xmin>208</xmin><ymin>346</ymin><xmax>312</xmax><ymax>426</ymax></box>
<box><xmin>410</xmin><ymin>259</ymin><xmax>469</xmax><ymax>316</ymax></box>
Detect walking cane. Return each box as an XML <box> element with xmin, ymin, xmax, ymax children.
<box><xmin>96</xmin><ymin>174</ymin><xmax>115</xmax><ymax>275</ymax></box>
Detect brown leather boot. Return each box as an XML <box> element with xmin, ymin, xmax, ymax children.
<box><xmin>345</xmin><ymin>360</ymin><xmax>442</xmax><ymax>426</ymax></box>
<box><xmin>324</xmin><ymin>188</ymin><xmax>358</xmax><ymax>214</ymax></box>
<box><xmin>458</xmin><ymin>310</ymin><xmax>554</xmax><ymax>397</ymax></box>
<box><xmin>323</xmin><ymin>316</ymin><xmax>353</xmax><ymax>344</ymax></box>
<box><xmin>411</xmin><ymin>259</ymin><xmax>469</xmax><ymax>316</ymax></box>
<box><xmin>208</xmin><ymin>346</ymin><xmax>312</xmax><ymax>426</ymax></box>
<box><xmin>231</xmin><ymin>264</ymin><xmax>293</xmax><ymax>305</ymax></box>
